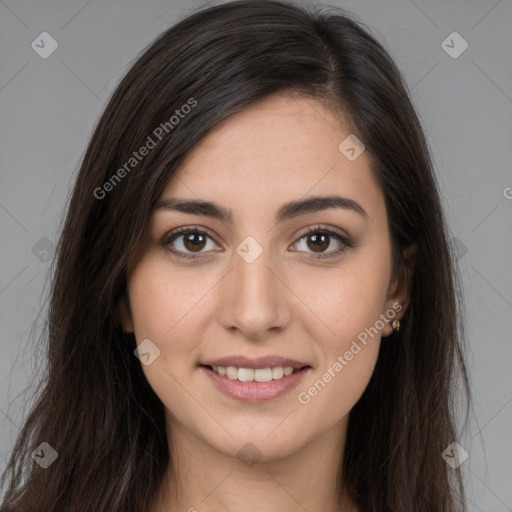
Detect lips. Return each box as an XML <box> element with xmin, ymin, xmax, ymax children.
<box><xmin>199</xmin><ymin>355</ymin><xmax>312</xmax><ymax>402</ymax></box>
<box><xmin>201</xmin><ymin>364</ymin><xmax>311</xmax><ymax>402</ymax></box>
<box><xmin>201</xmin><ymin>355</ymin><xmax>310</xmax><ymax>369</ymax></box>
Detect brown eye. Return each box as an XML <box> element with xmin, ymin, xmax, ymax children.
<box><xmin>161</xmin><ymin>225</ymin><xmax>353</xmax><ymax>262</ymax></box>
<box><xmin>161</xmin><ymin>227</ymin><xmax>219</xmax><ymax>260</ymax></box>
<box><xmin>182</xmin><ymin>232</ymin><xmax>207</xmax><ymax>252</ymax></box>
<box><xmin>292</xmin><ymin>226</ymin><xmax>353</xmax><ymax>259</ymax></box>
<box><xmin>306</xmin><ymin>233</ymin><xmax>330</xmax><ymax>252</ymax></box>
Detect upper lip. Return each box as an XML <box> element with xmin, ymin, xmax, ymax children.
<box><xmin>201</xmin><ymin>355</ymin><xmax>311</xmax><ymax>369</ymax></box>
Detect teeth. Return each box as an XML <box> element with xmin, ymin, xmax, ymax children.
<box><xmin>210</xmin><ymin>365</ymin><xmax>299</xmax><ymax>382</ymax></box>
<box><xmin>272</xmin><ymin>367</ymin><xmax>284</xmax><ymax>379</ymax></box>
<box><xmin>226</xmin><ymin>366</ymin><xmax>238</xmax><ymax>380</ymax></box>
<box><xmin>254</xmin><ymin>368</ymin><xmax>272</xmax><ymax>382</ymax></box>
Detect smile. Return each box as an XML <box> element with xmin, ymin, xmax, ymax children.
<box><xmin>200</xmin><ymin>364</ymin><xmax>311</xmax><ymax>402</ymax></box>
<box><xmin>208</xmin><ymin>365</ymin><xmax>300</xmax><ymax>382</ymax></box>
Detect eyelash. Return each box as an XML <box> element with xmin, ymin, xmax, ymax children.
<box><xmin>160</xmin><ymin>224</ymin><xmax>353</xmax><ymax>261</ymax></box>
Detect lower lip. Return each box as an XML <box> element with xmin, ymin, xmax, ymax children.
<box><xmin>200</xmin><ymin>365</ymin><xmax>310</xmax><ymax>402</ymax></box>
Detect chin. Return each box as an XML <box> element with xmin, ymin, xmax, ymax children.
<box><xmin>207</xmin><ymin>423</ymin><xmax>311</xmax><ymax>463</ymax></box>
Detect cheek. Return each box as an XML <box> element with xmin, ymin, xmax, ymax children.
<box><xmin>127</xmin><ymin>251</ymin><xmax>207</xmax><ymax>341</ymax></box>
<box><xmin>127</xmin><ymin>253</ymin><xmax>217</xmax><ymax>390</ymax></box>
<box><xmin>292</xmin><ymin>246</ymin><xmax>389</xmax><ymax>412</ymax></box>
<box><xmin>317</xmin><ymin>346</ymin><xmax>379</xmax><ymax>417</ymax></box>
<box><xmin>290</xmin><ymin>250</ymin><xmax>391</xmax><ymax>343</ymax></box>
<box><xmin>126</xmin><ymin>259</ymin><xmax>204</xmax><ymax>415</ymax></box>
<box><xmin>298</xmin><ymin>312</ymin><xmax>382</xmax><ymax>423</ymax></box>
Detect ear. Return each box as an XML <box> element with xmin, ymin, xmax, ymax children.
<box><xmin>381</xmin><ymin>243</ymin><xmax>417</xmax><ymax>337</ymax></box>
<box><xmin>116</xmin><ymin>294</ymin><xmax>134</xmax><ymax>334</ymax></box>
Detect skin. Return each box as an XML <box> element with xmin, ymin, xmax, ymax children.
<box><xmin>119</xmin><ymin>91</ymin><xmax>416</xmax><ymax>512</ymax></box>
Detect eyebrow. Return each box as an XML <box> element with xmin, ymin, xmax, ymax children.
<box><xmin>153</xmin><ymin>194</ymin><xmax>368</xmax><ymax>223</ymax></box>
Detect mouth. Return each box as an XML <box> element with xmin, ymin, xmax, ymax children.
<box><xmin>199</xmin><ymin>363</ymin><xmax>312</xmax><ymax>402</ymax></box>
<box><xmin>200</xmin><ymin>364</ymin><xmax>309</xmax><ymax>382</ymax></box>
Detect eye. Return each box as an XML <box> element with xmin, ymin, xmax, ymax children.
<box><xmin>291</xmin><ymin>225</ymin><xmax>353</xmax><ymax>259</ymax></box>
<box><xmin>161</xmin><ymin>224</ymin><xmax>353</xmax><ymax>261</ymax></box>
<box><xmin>161</xmin><ymin>226</ymin><xmax>220</xmax><ymax>261</ymax></box>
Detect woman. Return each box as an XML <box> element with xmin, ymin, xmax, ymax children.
<box><xmin>0</xmin><ymin>0</ymin><xmax>471</xmax><ymax>510</ymax></box>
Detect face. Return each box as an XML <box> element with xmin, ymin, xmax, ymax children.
<box><xmin>120</xmin><ymin>91</ymin><xmax>408</xmax><ymax>463</ymax></box>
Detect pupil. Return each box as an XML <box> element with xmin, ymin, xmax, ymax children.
<box><xmin>309</xmin><ymin>233</ymin><xmax>328</xmax><ymax>252</ymax></box>
<box><xmin>185</xmin><ymin>233</ymin><xmax>205</xmax><ymax>251</ymax></box>
<box><xmin>182</xmin><ymin>233</ymin><xmax>330</xmax><ymax>254</ymax></box>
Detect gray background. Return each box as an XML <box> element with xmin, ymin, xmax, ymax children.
<box><xmin>0</xmin><ymin>0</ymin><xmax>511</xmax><ymax>509</ymax></box>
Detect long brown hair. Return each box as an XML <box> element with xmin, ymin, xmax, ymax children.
<box><xmin>0</xmin><ymin>1</ymin><xmax>471</xmax><ymax>510</ymax></box>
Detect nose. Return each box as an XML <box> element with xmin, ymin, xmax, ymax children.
<box><xmin>217</xmin><ymin>243</ymin><xmax>291</xmax><ymax>340</ymax></box>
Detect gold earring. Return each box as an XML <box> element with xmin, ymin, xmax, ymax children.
<box><xmin>392</xmin><ymin>319</ymin><xmax>400</xmax><ymax>332</ymax></box>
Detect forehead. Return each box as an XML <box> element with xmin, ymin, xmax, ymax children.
<box><xmin>160</xmin><ymin>92</ymin><xmax>385</xmax><ymax>223</ymax></box>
